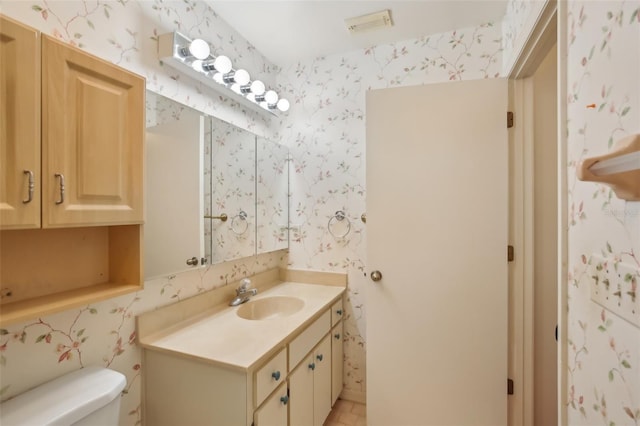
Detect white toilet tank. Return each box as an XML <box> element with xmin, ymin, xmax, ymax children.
<box><xmin>0</xmin><ymin>366</ymin><xmax>126</xmax><ymax>426</ymax></box>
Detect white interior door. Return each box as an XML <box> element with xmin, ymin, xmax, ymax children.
<box><xmin>366</xmin><ymin>78</ymin><xmax>508</xmax><ymax>426</ymax></box>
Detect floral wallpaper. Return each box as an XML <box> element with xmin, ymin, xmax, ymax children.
<box><xmin>501</xmin><ymin>0</ymin><xmax>547</xmax><ymax>74</ymax></box>
<box><xmin>565</xmin><ymin>1</ymin><xmax>640</xmax><ymax>425</ymax></box>
<box><xmin>275</xmin><ymin>22</ymin><xmax>504</xmax><ymax>400</ymax></box>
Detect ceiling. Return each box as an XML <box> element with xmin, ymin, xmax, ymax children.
<box><xmin>206</xmin><ymin>1</ymin><xmax>509</xmax><ymax>68</ymax></box>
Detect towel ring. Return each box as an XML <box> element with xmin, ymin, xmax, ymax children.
<box><xmin>231</xmin><ymin>210</ymin><xmax>249</xmax><ymax>235</ymax></box>
<box><xmin>328</xmin><ymin>210</ymin><xmax>351</xmax><ymax>239</ymax></box>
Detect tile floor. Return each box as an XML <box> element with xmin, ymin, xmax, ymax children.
<box><xmin>324</xmin><ymin>399</ymin><xmax>366</xmax><ymax>426</ymax></box>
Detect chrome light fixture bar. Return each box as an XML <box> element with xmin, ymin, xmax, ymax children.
<box><xmin>158</xmin><ymin>31</ymin><xmax>290</xmax><ymax>116</ymax></box>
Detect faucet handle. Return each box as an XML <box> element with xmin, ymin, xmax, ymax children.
<box><xmin>239</xmin><ymin>278</ymin><xmax>251</xmax><ymax>290</ymax></box>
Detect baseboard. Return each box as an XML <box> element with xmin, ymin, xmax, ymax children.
<box><xmin>339</xmin><ymin>389</ymin><xmax>366</xmax><ymax>405</ymax></box>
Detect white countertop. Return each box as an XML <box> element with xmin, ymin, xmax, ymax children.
<box><xmin>140</xmin><ymin>282</ymin><xmax>344</xmax><ymax>371</ymax></box>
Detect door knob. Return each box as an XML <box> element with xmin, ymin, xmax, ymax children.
<box><xmin>186</xmin><ymin>257</ymin><xmax>199</xmax><ymax>266</ymax></box>
<box><xmin>370</xmin><ymin>270</ymin><xmax>382</xmax><ymax>282</ymax></box>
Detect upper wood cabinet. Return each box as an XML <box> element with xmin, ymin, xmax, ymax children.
<box><xmin>0</xmin><ymin>15</ymin><xmax>41</xmax><ymax>229</ymax></box>
<box><xmin>0</xmin><ymin>15</ymin><xmax>144</xmax><ymax>326</ymax></box>
<box><xmin>0</xmin><ymin>15</ymin><xmax>144</xmax><ymax>230</ymax></box>
<box><xmin>42</xmin><ymin>35</ymin><xmax>144</xmax><ymax>227</ymax></box>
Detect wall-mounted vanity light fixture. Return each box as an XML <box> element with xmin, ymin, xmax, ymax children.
<box><xmin>577</xmin><ymin>134</ymin><xmax>640</xmax><ymax>201</ymax></box>
<box><xmin>158</xmin><ymin>31</ymin><xmax>289</xmax><ymax>116</ymax></box>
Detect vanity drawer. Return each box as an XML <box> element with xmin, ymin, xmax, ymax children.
<box><xmin>330</xmin><ymin>298</ymin><xmax>344</xmax><ymax>326</ymax></box>
<box><xmin>289</xmin><ymin>310</ymin><xmax>331</xmax><ymax>370</ymax></box>
<box><xmin>255</xmin><ymin>347</ymin><xmax>287</xmax><ymax>407</ymax></box>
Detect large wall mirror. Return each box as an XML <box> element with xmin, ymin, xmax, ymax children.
<box><xmin>144</xmin><ymin>92</ymin><xmax>289</xmax><ymax>280</ymax></box>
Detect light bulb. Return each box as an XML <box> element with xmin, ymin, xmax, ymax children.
<box><xmin>234</xmin><ymin>69</ymin><xmax>250</xmax><ymax>86</ymax></box>
<box><xmin>250</xmin><ymin>80</ymin><xmax>265</xmax><ymax>96</ymax></box>
<box><xmin>213</xmin><ymin>55</ymin><xmax>232</xmax><ymax>74</ymax></box>
<box><xmin>188</xmin><ymin>39</ymin><xmax>210</xmax><ymax>60</ymax></box>
<box><xmin>264</xmin><ymin>90</ymin><xmax>278</xmax><ymax>105</ymax></box>
<box><xmin>246</xmin><ymin>93</ymin><xmax>256</xmax><ymax>102</ymax></box>
<box><xmin>276</xmin><ymin>99</ymin><xmax>290</xmax><ymax>112</ymax></box>
<box><xmin>230</xmin><ymin>83</ymin><xmax>242</xmax><ymax>94</ymax></box>
<box><xmin>191</xmin><ymin>60</ymin><xmax>204</xmax><ymax>72</ymax></box>
<box><xmin>212</xmin><ymin>73</ymin><xmax>224</xmax><ymax>84</ymax></box>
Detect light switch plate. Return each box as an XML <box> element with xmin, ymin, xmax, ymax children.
<box><xmin>589</xmin><ymin>254</ymin><xmax>639</xmax><ymax>329</ymax></box>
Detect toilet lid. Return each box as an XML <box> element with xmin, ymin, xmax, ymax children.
<box><xmin>0</xmin><ymin>366</ymin><xmax>126</xmax><ymax>426</ymax></box>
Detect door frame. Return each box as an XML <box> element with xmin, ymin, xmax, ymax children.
<box><xmin>506</xmin><ymin>1</ymin><xmax>567</xmax><ymax>425</ymax></box>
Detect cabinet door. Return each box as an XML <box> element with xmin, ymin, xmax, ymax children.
<box><xmin>0</xmin><ymin>16</ymin><xmax>41</xmax><ymax>229</ymax></box>
<box><xmin>254</xmin><ymin>382</ymin><xmax>288</xmax><ymax>426</ymax></box>
<box><xmin>331</xmin><ymin>322</ymin><xmax>344</xmax><ymax>405</ymax></box>
<box><xmin>289</xmin><ymin>353</ymin><xmax>314</xmax><ymax>426</ymax></box>
<box><xmin>313</xmin><ymin>334</ymin><xmax>332</xmax><ymax>426</ymax></box>
<box><xmin>41</xmin><ymin>35</ymin><xmax>144</xmax><ymax>228</ymax></box>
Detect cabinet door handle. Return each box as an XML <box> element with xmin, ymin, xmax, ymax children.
<box><xmin>272</xmin><ymin>371</ymin><xmax>281</xmax><ymax>381</ymax></box>
<box><xmin>308</xmin><ymin>362</ymin><xmax>316</xmax><ymax>371</ymax></box>
<box><xmin>280</xmin><ymin>395</ymin><xmax>289</xmax><ymax>405</ymax></box>
<box><xmin>54</xmin><ymin>173</ymin><xmax>65</xmax><ymax>205</ymax></box>
<box><xmin>316</xmin><ymin>354</ymin><xmax>323</xmax><ymax>362</ymax></box>
<box><xmin>334</xmin><ymin>333</ymin><xmax>341</xmax><ymax>340</ymax></box>
<box><xmin>336</xmin><ymin>309</ymin><xmax>343</xmax><ymax>315</ymax></box>
<box><xmin>22</xmin><ymin>170</ymin><xmax>35</xmax><ymax>204</ymax></box>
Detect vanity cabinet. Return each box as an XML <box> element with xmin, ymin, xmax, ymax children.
<box><xmin>0</xmin><ymin>15</ymin><xmax>144</xmax><ymax>326</ymax></box>
<box><xmin>289</xmin><ymin>334</ymin><xmax>332</xmax><ymax>426</ymax></box>
<box><xmin>143</xmin><ymin>292</ymin><xmax>345</xmax><ymax>426</ymax></box>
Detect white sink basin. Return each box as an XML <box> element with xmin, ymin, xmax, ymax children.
<box><xmin>237</xmin><ymin>296</ymin><xmax>305</xmax><ymax>320</ymax></box>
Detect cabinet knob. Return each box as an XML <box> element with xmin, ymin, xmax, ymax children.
<box><xmin>271</xmin><ymin>371</ymin><xmax>281</xmax><ymax>381</ymax></box>
<box><xmin>280</xmin><ymin>395</ymin><xmax>289</xmax><ymax>405</ymax></box>
<box><xmin>336</xmin><ymin>309</ymin><xmax>343</xmax><ymax>315</ymax></box>
<box><xmin>334</xmin><ymin>333</ymin><xmax>341</xmax><ymax>340</ymax></box>
<box><xmin>370</xmin><ymin>270</ymin><xmax>383</xmax><ymax>282</ymax></box>
<box><xmin>308</xmin><ymin>362</ymin><xmax>316</xmax><ymax>371</ymax></box>
<box><xmin>316</xmin><ymin>354</ymin><xmax>323</xmax><ymax>362</ymax></box>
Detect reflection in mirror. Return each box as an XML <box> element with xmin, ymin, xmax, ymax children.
<box><xmin>205</xmin><ymin>118</ymin><xmax>256</xmax><ymax>264</ymax></box>
<box><xmin>145</xmin><ymin>92</ymin><xmax>205</xmax><ymax>279</ymax></box>
<box><xmin>256</xmin><ymin>137</ymin><xmax>289</xmax><ymax>254</ymax></box>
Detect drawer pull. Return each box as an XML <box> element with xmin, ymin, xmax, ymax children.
<box><xmin>336</xmin><ymin>309</ymin><xmax>343</xmax><ymax>315</ymax></box>
<box><xmin>280</xmin><ymin>395</ymin><xmax>289</xmax><ymax>405</ymax></box>
<box><xmin>272</xmin><ymin>371</ymin><xmax>281</xmax><ymax>381</ymax></box>
<box><xmin>308</xmin><ymin>362</ymin><xmax>316</xmax><ymax>371</ymax></box>
<box><xmin>54</xmin><ymin>173</ymin><xmax>65</xmax><ymax>204</ymax></box>
<box><xmin>334</xmin><ymin>333</ymin><xmax>341</xmax><ymax>340</ymax></box>
<box><xmin>23</xmin><ymin>170</ymin><xmax>35</xmax><ymax>204</ymax></box>
<box><xmin>316</xmin><ymin>354</ymin><xmax>323</xmax><ymax>362</ymax></box>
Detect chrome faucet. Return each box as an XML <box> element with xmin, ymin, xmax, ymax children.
<box><xmin>229</xmin><ymin>278</ymin><xmax>257</xmax><ymax>306</ymax></box>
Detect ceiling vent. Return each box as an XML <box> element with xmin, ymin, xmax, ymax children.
<box><xmin>345</xmin><ymin>9</ymin><xmax>393</xmax><ymax>34</ymax></box>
